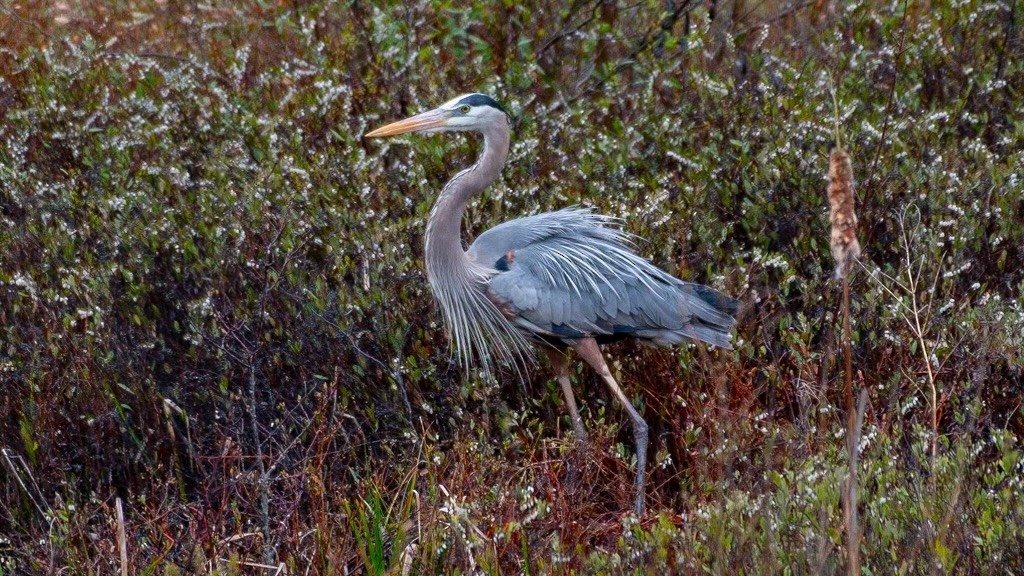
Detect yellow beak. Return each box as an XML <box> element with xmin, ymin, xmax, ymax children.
<box><xmin>365</xmin><ymin>108</ymin><xmax>452</xmax><ymax>138</ymax></box>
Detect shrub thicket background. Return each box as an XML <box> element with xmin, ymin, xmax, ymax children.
<box><xmin>1</xmin><ymin>0</ymin><xmax>1022</xmax><ymax>573</ymax></box>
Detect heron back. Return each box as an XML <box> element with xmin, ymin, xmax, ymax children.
<box><xmin>471</xmin><ymin>208</ymin><xmax>739</xmax><ymax>349</ymax></box>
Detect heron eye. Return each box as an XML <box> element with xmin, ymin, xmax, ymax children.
<box><xmin>459</xmin><ymin>105</ymin><xmax>471</xmax><ymax>114</ymax></box>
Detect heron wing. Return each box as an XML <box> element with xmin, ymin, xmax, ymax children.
<box><xmin>470</xmin><ymin>208</ymin><xmax>739</xmax><ymax>348</ymax></box>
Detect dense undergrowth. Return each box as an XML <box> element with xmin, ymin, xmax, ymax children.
<box><xmin>1</xmin><ymin>0</ymin><xmax>1023</xmax><ymax>573</ymax></box>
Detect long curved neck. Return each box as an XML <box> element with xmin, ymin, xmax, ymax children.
<box><xmin>424</xmin><ymin>124</ymin><xmax>509</xmax><ymax>280</ymax></box>
<box><xmin>420</xmin><ymin>119</ymin><xmax>530</xmax><ymax>375</ymax></box>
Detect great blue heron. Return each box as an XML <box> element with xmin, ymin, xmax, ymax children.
<box><xmin>366</xmin><ymin>93</ymin><xmax>738</xmax><ymax>515</ymax></box>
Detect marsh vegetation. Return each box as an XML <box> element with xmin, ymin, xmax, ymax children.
<box><xmin>1</xmin><ymin>0</ymin><xmax>1022</xmax><ymax>573</ymax></box>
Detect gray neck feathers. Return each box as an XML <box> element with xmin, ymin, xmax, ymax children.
<box><xmin>424</xmin><ymin>125</ymin><xmax>508</xmax><ymax>272</ymax></box>
<box><xmin>423</xmin><ymin>123</ymin><xmax>530</xmax><ymax>375</ymax></box>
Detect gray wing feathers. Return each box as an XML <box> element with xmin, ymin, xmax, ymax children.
<box><xmin>476</xmin><ymin>208</ymin><xmax>738</xmax><ymax>349</ymax></box>
<box><xmin>468</xmin><ymin>207</ymin><xmax>626</xmax><ymax>271</ymax></box>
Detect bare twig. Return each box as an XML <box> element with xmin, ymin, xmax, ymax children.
<box><xmin>0</xmin><ymin>4</ymin><xmax>54</xmax><ymax>40</ymax></box>
<box><xmin>862</xmin><ymin>206</ymin><xmax>946</xmax><ymax>474</ymax></box>
<box><xmin>545</xmin><ymin>0</ymin><xmax>698</xmax><ymax>114</ymax></box>
<box><xmin>229</xmin><ymin>559</ymin><xmax>287</xmax><ymax>574</ymax></box>
<box><xmin>897</xmin><ymin>214</ymin><xmax>940</xmax><ymax>473</ymax></box>
<box><xmin>0</xmin><ymin>448</ymin><xmax>50</xmax><ymax>519</ymax></box>
<box><xmin>865</xmin><ymin>0</ymin><xmax>909</xmax><ymax>193</ymax></box>
<box><xmin>536</xmin><ymin>0</ymin><xmax>603</xmax><ymax>57</ymax></box>
<box><xmin>302</xmin><ymin>301</ymin><xmax>416</xmax><ymax>430</ymax></box>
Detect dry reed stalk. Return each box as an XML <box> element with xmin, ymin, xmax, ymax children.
<box><xmin>826</xmin><ymin>82</ymin><xmax>862</xmax><ymax>575</ymax></box>
<box><xmin>831</xmin><ymin>145</ymin><xmax>861</xmax><ymax>575</ymax></box>
<box><xmin>116</xmin><ymin>497</ymin><xmax>128</xmax><ymax>576</ymax></box>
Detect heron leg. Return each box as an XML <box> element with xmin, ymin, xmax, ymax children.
<box><xmin>545</xmin><ymin>347</ymin><xmax>588</xmax><ymax>443</ymax></box>
<box><xmin>572</xmin><ymin>338</ymin><xmax>648</xmax><ymax>516</ymax></box>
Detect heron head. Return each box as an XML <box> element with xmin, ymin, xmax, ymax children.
<box><xmin>365</xmin><ymin>93</ymin><xmax>509</xmax><ymax>138</ymax></box>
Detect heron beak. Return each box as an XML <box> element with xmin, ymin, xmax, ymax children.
<box><xmin>365</xmin><ymin>108</ymin><xmax>452</xmax><ymax>138</ymax></box>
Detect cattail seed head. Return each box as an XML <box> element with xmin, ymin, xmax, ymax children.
<box><xmin>827</xmin><ymin>147</ymin><xmax>860</xmax><ymax>278</ymax></box>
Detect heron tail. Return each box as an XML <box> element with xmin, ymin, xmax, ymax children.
<box><xmin>681</xmin><ymin>283</ymin><xmax>740</xmax><ymax>349</ymax></box>
<box><xmin>636</xmin><ymin>282</ymin><xmax>739</xmax><ymax>349</ymax></box>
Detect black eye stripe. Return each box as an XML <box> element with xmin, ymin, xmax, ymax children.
<box><xmin>455</xmin><ymin>94</ymin><xmax>507</xmax><ymax>115</ymax></box>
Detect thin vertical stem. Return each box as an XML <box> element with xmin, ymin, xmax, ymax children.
<box><xmin>907</xmin><ymin>270</ymin><xmax>938</xmax><ymax>474</ymax></box>
<box><xmin>844</xmin><ymin>277</ymin><xmax>853</xmax><ymax>429</ymax></box>
<box><xmin>842</xmin><ymin>274</ymin><xmax>860</xmax><ymax>576</ymax></box>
